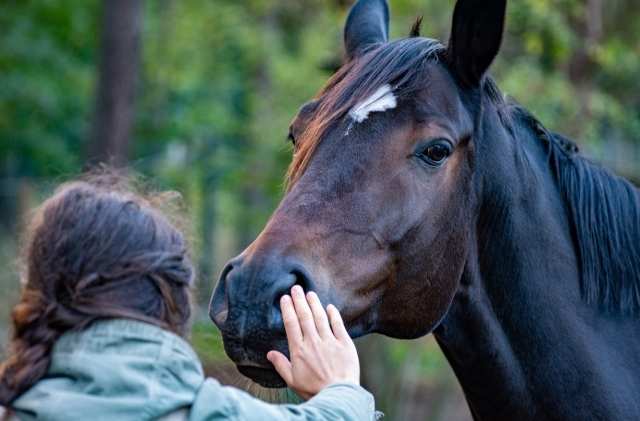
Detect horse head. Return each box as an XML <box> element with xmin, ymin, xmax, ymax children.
<box><xmin>210</xmin><ymin>0</ymin><xmax>508</xmax><ymax>387</ymax></box>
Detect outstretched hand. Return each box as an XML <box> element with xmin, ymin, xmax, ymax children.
<box><xmin>266</xmin><ymin>285</ymin><xmax>360</xmax><ymax>400</ymax></box>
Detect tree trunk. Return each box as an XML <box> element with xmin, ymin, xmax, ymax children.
<box><xmin>198</xmin><ymin>134</ymin><xmax>221</xmax><ymax>306</ymax></box>
<box><xmin>568</xmin><ymin>0</ymin><xmax>602</xmax><ymax>86</ymax></box>
<box><xmin>86</xmin><ymin>0</ymin><xmax>142</xmax><ymax>169</ymax></box>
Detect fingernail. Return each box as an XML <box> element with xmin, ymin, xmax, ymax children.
<box><xmin>281</xmin><ymin>295</ymin><xmax>291</xmax><ymax>304</ymax></box>
<box><xmin>291</xmin><ymin>285</ymin><xmax>303</xmax><ymax>294</ymax></box>
<box><xmin>267</xmin><ymin>352</ymin><xmax>274</xmax><ymax>362</ymax></box>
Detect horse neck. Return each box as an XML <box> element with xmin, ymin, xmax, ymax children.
<box><xmin>432</xmin><ymin>109</ymin><xmax>640</xmax><ymax>420</ymax></box>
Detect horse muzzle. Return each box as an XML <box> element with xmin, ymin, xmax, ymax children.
<box><xmin>209</xmin><ymin>254</ymin><xmax>316</xmax><ymax>388</ymax></box>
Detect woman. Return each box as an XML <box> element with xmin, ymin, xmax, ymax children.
<box><xmin>0</xmin><ymin>178</ymin><xmax>378</xmax><ymax>420</ymax></box>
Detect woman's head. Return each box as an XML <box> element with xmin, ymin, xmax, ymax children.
<box><xmin>0</xmin><ymin>177</ymin><xmax>194</xmax><ymax>405</ymax></box>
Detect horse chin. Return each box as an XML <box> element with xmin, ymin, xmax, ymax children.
<box><xmin>237</xmin><ymin>365</ymin><xmax>287</xmax><ymax>388</ymax></box>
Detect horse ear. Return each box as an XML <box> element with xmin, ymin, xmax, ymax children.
<box><xmin>343</xmin><ymin>0</ymin><xmax>390</xmax><ymax>63</ymax></box>
<box><xmin>447</xmin><ymin>0</ymin><xmax>507</xmax><ymax>88</ymax></box>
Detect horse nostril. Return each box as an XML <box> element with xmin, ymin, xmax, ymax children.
<box><xmin>270</xmin><ymin>266</ymin><xmax>316</xmax><ymax>332</ymax></box>
<box><xmin>272</xmin><ymin>273</ymin><xmax>295</xmax><ymax>310</ymax></box>
<box><xmin>292</xmin><ymin>268</ymin><xmax>316</xmax><ymax>294</ymax></box>
<box><xmin>210</xmin><ymin>262</ymin><xmax>234</xmax><ymax>326</ymax></box>
<box><xmin>274</xmin><ymin>267</ymin><xmax>316</xmax><ymax>304</ymax></box>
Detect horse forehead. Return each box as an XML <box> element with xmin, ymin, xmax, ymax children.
<box><xmin>347</xmin><ymin>66</ymin><xmax>470</xmax><ymax>131</ymax></box>
<box><xmin>412</xmin><ymin>65</ymin><xmax>469</xmax><ymax>124</ymax></box>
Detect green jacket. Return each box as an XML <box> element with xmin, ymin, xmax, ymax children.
<box><xmin>11</xmin><ymin>319</ymin><xmax>379</xmax><ymax>421</ymax></box>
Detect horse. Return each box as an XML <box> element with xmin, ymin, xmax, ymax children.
<box><xmin>209</xmin><ymin>0</ymin><xmax>640</xmax><ymax>419</ymax></box>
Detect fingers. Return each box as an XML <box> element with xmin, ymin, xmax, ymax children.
<box><xmin>281</xmin><ymin>294</ymin><xmax>303</xmax><ymax>345</ymax></box>
<box><xmin>283</xmin><ymin>286</ymin><xmax>347</xmax><ymax>342</ymax></box>
<box><xmin>306</xmin><ymin>291</ymin><xmax>333</xmax><ymax>339</ymax></box>
<box><xmin>327</xmin><ymin>304</ymin><xmax>351</xmax><ymax>342</ymax></box>
<box><xmin>267</xmin><ymin>351</ymin><xmax>293</xmax><ymax>385</ymax></box>
<box><xmin>290</xmin><ymin>286</ymin><xmax>318</xmax><ymax>339</ymax></box>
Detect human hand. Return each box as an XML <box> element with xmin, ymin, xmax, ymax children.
<box><xmin>266</xmin><ymin>285</ymin><xmax>360</xmax><ymax>400</ymax></box>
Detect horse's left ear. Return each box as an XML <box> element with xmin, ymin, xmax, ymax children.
<box><xmin>447</xmin><ymin>0</ymin><xmax>507</xmax><ymax>88</ymax></box>
<box><xmin>343</xmin><ymin>0</ymin><xmax>390</xmax><ymax>63</ymax></box>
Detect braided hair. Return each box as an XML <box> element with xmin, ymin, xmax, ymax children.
<box><xmin>0</xmin><ymin>178</ymin><xmax>195</xmax><ymax>405</ymax></box>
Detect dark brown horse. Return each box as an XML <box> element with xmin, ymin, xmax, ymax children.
<box><xmin>210</xmin><ymin>0</ymin><xmax>640</xmax><ymax>419</ymax></box>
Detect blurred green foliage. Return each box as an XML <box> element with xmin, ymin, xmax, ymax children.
<box><xmin>190</xmin><ymin>317</ymin><xmax>229</xmax><ymax>368</ymax></box>
<box><xmin>0</xmin><ymin>1</ymin><xmax>98</xmax><ymax>175</ymax></box>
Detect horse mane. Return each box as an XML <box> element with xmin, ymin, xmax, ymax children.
<box><xmin>513</xmin><ymin>105</ymin><xmax>640</xmax><ymax>313</ymax></box>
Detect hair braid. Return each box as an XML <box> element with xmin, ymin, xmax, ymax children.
<box><xmin>0</xmin><ymin>289</ymin><xmax>69</xmax><ymax>404</ymax></box>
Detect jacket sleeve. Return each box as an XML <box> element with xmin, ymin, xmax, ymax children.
<box><xmin>189</xmin><ymin>379</ymin><xmax>381</xmax><ymax>421</ymax></box>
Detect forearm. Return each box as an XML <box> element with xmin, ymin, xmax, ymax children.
<box><xmin>191</xmin><ymin>379</ymin><xmax>380</xmax><ymax>421</ymax></box>
<box><xmin>295</xmin><ymin>382</ymin><xmax>378</xmax><ymax>420</ymax></box>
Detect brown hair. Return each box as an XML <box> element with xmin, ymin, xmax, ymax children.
<box><xmin>0</xmin><ymin>176</ymin><xmax>194</xmax><ymax>405</ymax></box>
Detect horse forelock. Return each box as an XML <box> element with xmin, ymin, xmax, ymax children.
<box><xmin>514</xmin><ymin>106</ymin><xmax>640</xmax><ymax>314</ymax></box>
<box><xmin>286</xmin><ymin>37</ymin><xmax>445</xmax><ymax>189</ymax></box>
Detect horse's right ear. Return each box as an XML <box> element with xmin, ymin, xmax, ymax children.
<box><xmin>343</xmin><ymin>0</ymin><xmax>390</xmax><ymax>63</ymax></box>
<box><xmin>447</xmin><ymin>0</ymin><xmax>507</xmax><ymax>89</ymax></box>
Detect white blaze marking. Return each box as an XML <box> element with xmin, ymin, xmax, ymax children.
<box><xmin>349</xmin><ymin>84</ymin><xmax>397</xmax><ymax>123</ymax></box>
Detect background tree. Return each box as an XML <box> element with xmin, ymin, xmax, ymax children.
<box><xmin>86</xmin><ymin>0</ymin><xmax>142</xmax><ymax>168</ymax></box>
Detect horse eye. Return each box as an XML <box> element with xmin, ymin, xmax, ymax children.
<box><xmin>426</xmin><ymin>144</ymin><xmax>449</xmax><ymax>162</ymax></box>
<box><xmin>415</xmin><ymin>141</ymin><xmax>452</xmax><ymax>166</ymax></box>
